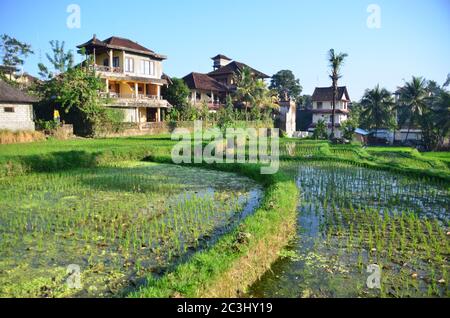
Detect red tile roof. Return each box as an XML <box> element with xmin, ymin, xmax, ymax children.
<box><xmin>77</xmin><ymin>36</ymin><xmax>166</xmax><ymax>60</ymax></box>
<box><xmin>182</xmin><ymin>72</ymin><xmax>229</xmax><ymax>92</ymax></box>
<box><xmin>102</xmin><ymin>36</ymin><xmax>154</xmax><ymax>54</ymax></box>
<box><xmin>208</xmin><ymin>61</ymin><xmax>269</xmax><ymax>79</ymax></box>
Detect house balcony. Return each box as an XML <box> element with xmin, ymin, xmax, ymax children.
<box><xmin>92</xmin><ymin>65</ymin><xmax>123</xmax><ymax>74</ymax></box>
<box><xmin>99</xmin><ymin>92</ymin><xmax>170</xmax><ymax>108</ymax></box>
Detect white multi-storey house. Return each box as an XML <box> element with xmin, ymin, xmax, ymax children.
<box><xmin>309</xmin><ymin>86</ymin><xmax>350</xmax><ymax>138</ymax></box>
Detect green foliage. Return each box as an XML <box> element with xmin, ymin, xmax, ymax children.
<box><xmin>269</xmin><ymin>70</ymin><xmax>302</xmax><ymax>102</ymax></box>
<box><xmin>37</xmin><ymin>65</ymin><xmax>116</xmax><ymax>136</ymax></box>
<box><xmin>234</xmin><ymin>67</ymin><xmax>279</xmax><ymax>120</ymax></box>
<box><xmin>360</xmin><ymin>85</ymin><xmax>396</xmax><ymax>132</ymax></box>
<box><xmin>38</xmin><ymin>40</ymin><xmax>74</xmax><ymax>79</ymax></box>
<box><xmin>313</xmin><ymin>119</ymin><xmax>328</xmax><ymax>140</ymax></box>
<box><xmin>341</xmin><ymin>117</ymin><xmax>358</xmax><ymax>140</ymax></box>
<box><xmin>162</xmin><ymin>78</ymin><xmax>190</xmax><ymax>110</ymax></box>
<box><xmin>216</xmin><ymin>96</ymin><xmax>235</xmax><ymax>130</ymax></box>
<box><xmin>35</xmin><ymin>119</ymin><xmax>59</xmax><ymax>132</ymax></box>
<box><xmin>0</xmin><ymin>34</ymin><xmax>33</xmax><ymax>67</ymax></box>
<box><xmin>327</xmin><ymin>49</ymin><xmax>348</xmax><ymax>139</ymax></box>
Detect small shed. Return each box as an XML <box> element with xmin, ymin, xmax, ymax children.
<box><xmin>354</xmin><ymin>128</ymin><xmax>369</xmax><ymax>143</ymax></box>
<box><xmin>0</xmin><ymin>80</ymin><xmax>37</xmax><ymax>131</ymax></box>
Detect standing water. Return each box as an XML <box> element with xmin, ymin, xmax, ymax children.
<box><xmin>248</xmin><ymin>161</ymin><xmax>449</xmax><ymax>298</ymax></box>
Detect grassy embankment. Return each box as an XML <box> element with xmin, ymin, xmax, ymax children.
<box><xmin>279</xmin><ymin>140</ymin><xmax>450</xmax><ymax>184</ymax></box>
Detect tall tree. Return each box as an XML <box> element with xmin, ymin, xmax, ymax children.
<box><xmin>327</xmin><ymin>49</ymin><xmax>348</xmax><ymax>139</ymax></box>
<box><xmin>235</xmin><ymin>67</ymin><xmax>278</xmax><ymax>120</ymax></box>
<box><xmin>38</xmin><ymin>40</ymin><xmax>74</xmax><ymax>79</ymax></box>
<box><xmin>420</xmin><ymin>82</ymin><xmax>449</xmax><ymax>150</ymax></box>
<box><xmin>397</xmin><ymin>76</ymin><xmax>429</xmax><ymax>142</ymax></box>
<box><xmin>269</xmin><ymin>70</ymin><xmax>302</xmax><ymax>102</ymax></box>
<box><xmin>0</xmin><ymin>34</ymin><xmax>33</xmax><ymax>68</ymax></box>
<box><xmin>360</xmin><ymin>85</ymin><xmax>395</xmax><ymax>136</ymax></box>
<box><xmin>235</xmin><ymin>67</ymin><xmax>255</xmax><ymax>120</ymax></box>
<box><xmin>162</xmin><ymin>77</ymin><xmax>190</xmax><ymax>110</ymax></box>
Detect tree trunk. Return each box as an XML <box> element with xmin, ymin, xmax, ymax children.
<box><xmin>331</xmin><ymin>84</ymin><xmax>336</xmax><ymax>140</ymax></box>
<box><xmin>404</xmin><ymin>123</ymin><xmax>411</xmax><ymax>144</ymax></box>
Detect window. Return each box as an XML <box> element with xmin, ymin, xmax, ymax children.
<box><xmin>317</xmin><ymin>102</ymin><xmax>323</xmax><ymax>109</ymax></box>
<box><xmin>103</xmin><ymin>58</ymin><xmax>109</xmax><ymax>66</ymax></box>
<box><xmin>150</xmin><ymin>61</ymin><xmax>155</xmax><ymax>76</ymax></box>
<box><xmin>4</xmin><ymin>107</ymin><xmax>15</xmax><ymax>113</ymax></box>
<box><xmin>125</xmin><ymin>57</ymin><xmax>134</xmax><ymax>72</ymax></box>
<box><xmin>140</xmin><ymin>60</ymin><xmax>150</xmax><ymax>75</ymax></box>
<box><xmin>113</xmin><ymin>57</ymin><xmax>120</xmax><ymax>67</ymax></box>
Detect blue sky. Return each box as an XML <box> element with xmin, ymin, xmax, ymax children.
<box><xmin>1</xmin><ymin>0</ymin><xmax>449</xmax><ymax>99</ymax></box>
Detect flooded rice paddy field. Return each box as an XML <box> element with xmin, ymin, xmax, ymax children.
<box><xmin>249</xmin><ymin>161</ymin><xmax>449</xmax><ymax>298</ymax></box>
<box><xmin>0</xmin><ymin>161</ymin><xmax>261</xmax><ymax>297</ymax></box>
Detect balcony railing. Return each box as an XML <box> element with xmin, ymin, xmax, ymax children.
<box><xmin>90</xmin><ymin>65</ymin><xmax>123</xmax><ymax>73</ymax></box>
<box><xmin>100</xmin><ymin>92</ymin><xmax>163</xmax><ymax>100</ymax></box>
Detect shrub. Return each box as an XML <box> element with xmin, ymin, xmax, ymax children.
<box><xmin>35</xmin><ymin>119</ymin><xmax>59</xmax><ymax>133</ymax></box>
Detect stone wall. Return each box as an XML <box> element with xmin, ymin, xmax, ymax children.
<box><xmin>0</xmin><ymin>103</ymin><xmax>35</xmax><ymax>131</ymax></box>
<box><xmin>96</xmin><ymin>120</ymin><xmax>274</xmax><ymax>138</ymax></box>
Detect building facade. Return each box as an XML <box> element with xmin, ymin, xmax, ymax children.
<box><xmin>0</xmin><ymin>80</ymin><xmax>36</xmax><ymax>131</ymax></box>
<box><xmin>77</xmin><ymin>35</ymin><xmax>171</xmax><ymax>127</ymax></box>
<box><xmin>309</xmin><ymin>86</ymin><xmax>350</xmax><ymax>138</ymax></box>
<box><xmin>182</xmin><ymin>54</ymin><xmax>269</xmax><ymax>111</ymax></box>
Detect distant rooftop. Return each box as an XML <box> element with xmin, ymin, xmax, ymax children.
<box><xmin>312</xmin><ymin>86</ymin><xmax>350</xmax><ymax>102</ymax></box>
<box><xmin>0</xmin><ymin>80</ymin><xmax>37</xmax><ymax>104</ymax></box>
<box><xmin>211</xmin><ymin>54</ymin><xmax>232</xmax><ymax>61</ymax></box>
<box><xmin>208</xmin><ymin>61</ymin><xmax>269</xmax><ymax>79</ymax></box>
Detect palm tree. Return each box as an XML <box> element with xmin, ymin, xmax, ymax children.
<box><xmin>235</xmin><ymin>67</ymin><xmax>256</xmax><ymax>120</ymax></box>
<box><xmin>433</xmin><ymin>90</ymin><xmax>450</xmax><ymax>146</ymax></box>
<box><xmin>360</xmin><ymin>85</ymin><xmax>395</xmax><ymax>137</ymax></box>
<box><xmin>235</xmin><ymin>67</ymin><xmax>279</xmax><ymax>120</ymax></box>
<box><xmin>328</xmin><ymin>49</ymin><xmax>348</xmax><ymax>139</ymax></box>
<box><xmin>398</xmin><ymin>76</ymin><xmax>429</xmax><ymax>142</ymax></box>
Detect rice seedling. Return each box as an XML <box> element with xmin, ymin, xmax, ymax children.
<box><xmin>0</xmin><ymin>161</ymin><xmax>262</xmax><ymax>297</ymax></box>
<box><xmin>250</xmin><ymin>161</ymin><xmax>449</xmax><ymax>298</ymax></box>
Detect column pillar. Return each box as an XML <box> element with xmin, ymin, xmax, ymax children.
<box><xmin>157</xmin><ymin>108</ymin><xmax>161</xmax><ymax>122</ymax></box>
<box><xmin>135</xmin><ymin>82</ymin><xmax>138</xmax><ymax>99</ymax></box>
<box><xmin>105</xmin><ymin>79</ymin><xmax>109</xmax><ymax>94</ymax></box>
<box><xmin>109</xmin><ymin>49</ymin><xmax>113</xmax><ymax>70</ymax></box>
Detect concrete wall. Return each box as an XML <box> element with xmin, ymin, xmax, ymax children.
<box><xmin>98</xmin><ymin>121</ymin><xmax>274</xmax><ymax>138</ymax></box>
<box><xmin>312</xmin><ymin>100</ymin><xmax>348</xmax><ymax>111</ymax></box>
<box><xmin>278</xmin><ymin>101</ymin><xmax>296</xmax><ymax>137</ymax></box>
<box><xmin>312</xmin><ymin>113</ymin><xmax>347</xmax><ymax>124</ymax></box>
<box><xmin>0</xmin><ymin>103</ymin><xmax>35</xmax><ymax>131</ymax></box>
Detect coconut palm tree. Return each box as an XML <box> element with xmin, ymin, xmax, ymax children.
<box><xmin>360</xmin><ymin>85</ymin><xmax>395</xmax><ymax>137</ymax></box>
<box><xmin>235</xmin><ymin>67</ymin><xmax>256</xmax><ymax>120</ymax></box>
<box><xmin>235</xmin><ymin>67</ymin><xmax>278</xmax><ymax>120</ymax></box>
<box><xmin>398</xmin><ymin>76</ymin><xmax>429</xmax><ymax>142</ymax></box>
<box><xmin>327</xmin><ymin>49</ymin><xmax>348</xmax><ymax>139</ymax></box>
